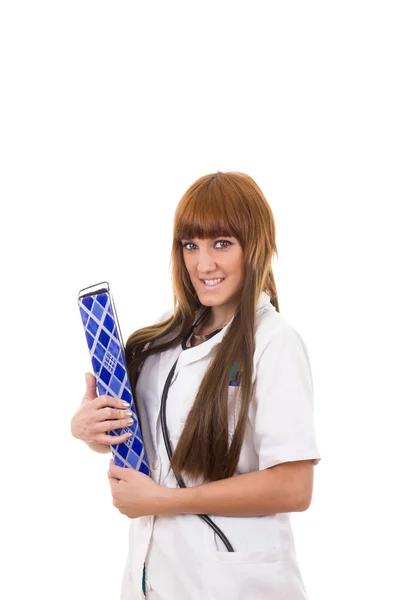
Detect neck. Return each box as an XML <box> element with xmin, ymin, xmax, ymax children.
<box><xmin>203</xmin><ymin>301</ymin><xmax>238</xmax><ymax>330</ymax></box>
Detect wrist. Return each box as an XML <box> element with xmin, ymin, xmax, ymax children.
<box><xmin>156</xmin><ymin>485</ymin><xmax>194</xmax><ymax>516</ymax></box>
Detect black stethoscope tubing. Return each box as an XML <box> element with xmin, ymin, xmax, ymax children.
<box><xmin>159</xmin><ymin>310</ymin><xmax>234</xmax><ymax>552</ymax></box>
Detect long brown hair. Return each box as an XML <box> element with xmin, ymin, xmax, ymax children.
<box><xmin>125</xmin><ymin>171</ymin><xmax>280</xmax><ymax>483</ymax></box>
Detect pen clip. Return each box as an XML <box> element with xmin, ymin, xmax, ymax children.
<box><xmin>228</xmin><ymin>364</ymin><xmax>241</xmax><ymax>387</ymax></box>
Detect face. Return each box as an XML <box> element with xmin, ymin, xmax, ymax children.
<box><xmin>181</xmin><ymin>236</ymin><xmax>245</xmax><ymax>309</ymax></box>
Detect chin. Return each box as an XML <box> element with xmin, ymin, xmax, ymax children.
<box><xmin>196</xmin><ymin>291</ymin><xmax>229</xmax><ymax>304</ymax></box>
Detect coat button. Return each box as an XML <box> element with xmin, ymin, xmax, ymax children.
<box><xmin>151</xmin><ymin>460</ymin><xmax>159</xmax><ymax>470</ymax></box>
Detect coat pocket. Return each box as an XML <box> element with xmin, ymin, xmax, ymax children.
<box><xmin>202</xmin><ymin>550</ymin><xmax>284</xmax><ymax>600</ymax></box>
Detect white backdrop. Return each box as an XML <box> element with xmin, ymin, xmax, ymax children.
<box><xmin>1</xmin><ymin>1</ymin><xmax>399</xmax><ymax>599</ymax></box>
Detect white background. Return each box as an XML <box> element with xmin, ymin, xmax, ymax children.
<box><xmin>1</xmin><ymin>1</ymin><xmax>399</xmax><ymax>599</ymax></box>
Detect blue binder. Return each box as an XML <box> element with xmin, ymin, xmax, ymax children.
<box><xmin>77</xmin><ymin>281</ymin><xmax>150</xmax><ymax>475</ymax></box>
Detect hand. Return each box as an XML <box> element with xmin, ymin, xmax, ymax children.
<box><xmin>70</xmin><ymin>372</ymin><xmax>134</xmax><ymax>446</ymax></box>
<box><xmin>107</xmin><ymin>458</ymin><xmax>169</xmax><ymax>519</ymax></box>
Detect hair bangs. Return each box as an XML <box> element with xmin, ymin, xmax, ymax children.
<box><xmin>175</xmin><ymin>180</ymin><xmax>242</xmax><ymax>242</ymax></box>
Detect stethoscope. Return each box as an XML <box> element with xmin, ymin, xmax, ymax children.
<box><xmin>159</xmin><ymin>307</ymin><xmax>235</xmax><ymax>552</ymax></box>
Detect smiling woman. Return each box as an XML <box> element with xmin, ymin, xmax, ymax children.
<box><xmin>77</xmin><ymin>170</ymin><xmax>321</xmax><ymax>600</ymax></box>
<box><xmin>115</xmin><ymin>171</ymin><xmax>322</xmax><ymax>599</ymax></box>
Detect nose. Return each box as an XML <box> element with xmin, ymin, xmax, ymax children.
<box><xmin>196</xmin><ymin>247</ymin><xmax>217</xmax><ymax>274</ymax></box>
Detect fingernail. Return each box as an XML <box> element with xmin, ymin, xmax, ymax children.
<box><xmin>122</xmin><ymin>401</ymin><xmax>130</xmax><ymax>407</ymax></box>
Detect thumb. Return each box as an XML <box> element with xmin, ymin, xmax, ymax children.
<box><xmin>83</xmin><ymin>371</ymin><xmax>98</xmax><ymax>401</ymax></box>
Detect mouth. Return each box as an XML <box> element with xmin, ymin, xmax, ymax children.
<box><xmin>200</xmin><ymin>278</ymin><xmax>225</xmax><ymax>290</ymax></box>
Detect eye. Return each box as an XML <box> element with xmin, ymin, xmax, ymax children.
<box><xmin>181</xmin><ymin>242</ymin><xmax>196</xmax><ymax>251</ymax></box>
<box><xmin>181</xmin><ymin>240</ymin><xmax>232</xmax><ymax>251</ymax></box>
<box><xmin>215</xmin><ymin>240</ymin><xmax>232</xmax><ymax>249</ymax></box>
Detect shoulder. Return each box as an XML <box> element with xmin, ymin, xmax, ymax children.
<box><xmin>139</xmin><ymin>307</ymin><xmax>176</xmax><ymax>352</ymax></box>
<box><xmin>155</xmin><ymin>307</ymin><xmax>177</xmax><ymax>345</ymax></box>
<box><xmin>255</xmin><ymin>303</ymin><xmax>293</xmax><ymax>347</ymax></box>
<box><xmin>153</xmin><ymin>307</ymin><xmax>175</xmax><ymax>324</ymax></box>
<box><xmin>254</xmin><ymin>305</ymin><xmax>311</xmax><ymax>373</ymax></box>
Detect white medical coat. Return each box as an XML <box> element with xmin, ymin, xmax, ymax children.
<box><xmin>120</xmin><ymin>291</ymin><xmax>321</xmax><ymax>600</ymax></box>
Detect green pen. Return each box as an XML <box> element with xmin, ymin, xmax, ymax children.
<box><xmin>229</xmin><ymin>362</ymin><xmax>240</xmax><ymax>386</ymax></box>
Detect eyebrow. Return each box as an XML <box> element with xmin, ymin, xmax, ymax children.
<box><xmin>181</xmin><ymin>236</ymin><xmax>233</xmax><ymax>241</ymax></box>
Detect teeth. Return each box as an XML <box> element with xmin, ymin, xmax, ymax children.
<box><xmin>203</xmin><ymin>278</ymin><xmax>224</xmax><ymax>285</ymax></box>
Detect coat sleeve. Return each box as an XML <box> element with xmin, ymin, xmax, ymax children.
<box><xmin>249</xmin><ymin>323</ymin><xmax>321</xmax><ymax>470</ymax></box>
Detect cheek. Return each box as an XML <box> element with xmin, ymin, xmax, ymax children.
<box><xmin>229</xmin><ymin>255</ymin><xmax>244</xmax><ymax>275</ymax></box>
<box><xmin>183</xmin><ymin>255</ymin><xmax>194</xmax><ymax>274</ymax></box>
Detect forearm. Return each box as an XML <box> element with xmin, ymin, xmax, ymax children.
<box><xmin>160</xmin><ymin>465</ymin><xmax>309</xmax><ymax>517</ymax></box>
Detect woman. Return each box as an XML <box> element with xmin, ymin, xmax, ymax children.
<box><xmin>72</xmin><ymin>171</ymin><xmax>321</xmax><ymax>600</ymax></box>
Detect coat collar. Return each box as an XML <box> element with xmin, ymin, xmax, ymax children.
<box><xmin>175</xmin><ymin>290</ymin><xmax>272</xmax><ymax>369</ymax></box>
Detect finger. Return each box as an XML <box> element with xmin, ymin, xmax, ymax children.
<box><xmin>94</xmin><ymin>397</ymin><xmax>132</xmax><ymax>413</ymax></box>
<box><xmin>108</xmin><ymin>463</ymin><xmax>129</xmax><ymax>481</ymax></box>
<box><xmin>83</xmin><ymin>372</ymin><xmax>98</xmax><ymax>401</ymax></box>
<box><xmin>107</xmin><ymin>475</ymin><xmax>119</xmax><ymax>493</ymax></box>
<box><xmin>107</xmin><ymin>461</ymin><xmax>118</xmax><ymax>483</ymax></box>
<box><xmin>108</xmin><ymin>462</ymin><xmax>126</xmax><ymax>479</ymax></box>
<box><xmin>96</xmin><ymin>406</ymin><xmax>135</xmax><ymax>422</ymax></box>
<box><xmin>92</xmin><ymin>417</ymin><xmax>134</xmax><ymax>433</ymax></box>
<box><xmin>92</xmin><ymin>431</ymin><xmax>133</xmax><ymax>445</ymax></box>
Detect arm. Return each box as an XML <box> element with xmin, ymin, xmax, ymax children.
<box><xmin>158</xmin><ymin>459</ymin><xmax>315</xmax><ymax>517</ymax></box>
<box><xmin>157</xmin><ymin>325</ymin><xmax>320</xmax><ymax>518</ymax></box>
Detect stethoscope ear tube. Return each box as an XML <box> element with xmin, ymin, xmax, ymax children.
<box><xmin>160</xmin><ymin>357</ymin><xmax>234</xmax><ymax>552</ymax></box>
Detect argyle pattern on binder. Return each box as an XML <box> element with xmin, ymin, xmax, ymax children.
<box><xmin>78</xmin><ymin>291</ymin><xmax>150</xmax><ymax>475</ymax></box>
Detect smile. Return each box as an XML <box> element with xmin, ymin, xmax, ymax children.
<box><xmin>200</xmin><ymin>278</ymin><xmax>225</xmax><ymax>289</ymax></box>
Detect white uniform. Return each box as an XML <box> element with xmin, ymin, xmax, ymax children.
<box><xmin>120</xmin><ymin>291</ymin><xmax>321</xmax><ymax>600</ymax></box>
